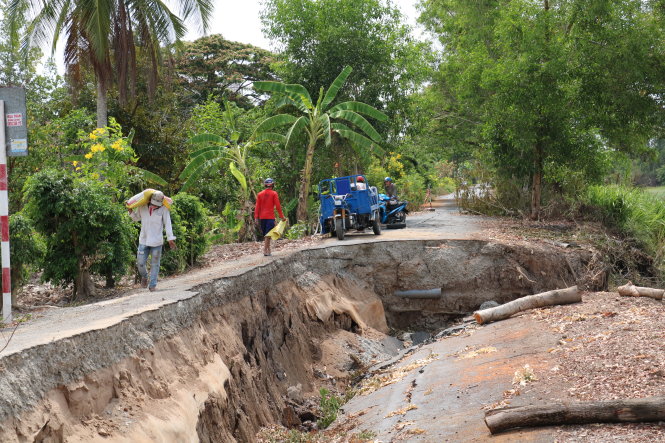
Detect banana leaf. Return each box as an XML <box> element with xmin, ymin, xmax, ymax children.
<box><xmin>329</xmin><ymin>110</ymin><xmax>382</xmax><ymax>142</ymax></box>
<box><xmin>229</xmin><ymin>161</ymin><xmax>247</xmax><ymax>191</ymax></box>
<box><xmin>328</xmin><ymin>101</ymin><xmax>388</xmax><ymax>122</ymax></box>
<box><xmin>321</xmin><ymin>66</ymin><xmax>353</xmax><ymax>109</ymax></box>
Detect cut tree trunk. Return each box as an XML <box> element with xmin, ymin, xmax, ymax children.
<box><xmin>473</xmin><ymin>286</ymin><xmax>580</xmax><ymax>324</ymax></box>
<box><xmin>617</xmin><ymin>281</ymin><xmax>664</xmax><ymax>300</ymax></box>
<box><xmin>485</xmin><ymin>397</ymin><xmax>665</xmax><ymax>434</ymax></box>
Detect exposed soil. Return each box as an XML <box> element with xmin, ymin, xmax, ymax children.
<box><xmin>329</xmin><ymin>289</ymin><xmax>665</xmax><ymax>442</ymax></box>
<box><xmin>4</xmin><ymin>201</ymin><xmax>663</xmax><ymax>442</ymax></box>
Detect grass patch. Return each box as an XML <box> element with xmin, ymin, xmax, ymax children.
<box><xmin>583</xmin><ymin>185</ymin><xmax>665</xmax><ymax>280</ymax></box>
<box><xmin>645</xmin><ymin>186</ymin><xmax>665</xmax><ymax>199</ymax></box>
<box><xmin>317</xmin><ymin>388</ymin><xmax>355</xmax><ymax>429</ymax></box>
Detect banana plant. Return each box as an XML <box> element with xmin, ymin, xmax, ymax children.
<box><xmin>179</xmin><ymin>103</ymin><xmax>285</xmax><ymax>241</ymax></box>
<box><xmin>253</xmin><ymin>66</ymin><xmax>388</xmax><ymax>222</ymax></box>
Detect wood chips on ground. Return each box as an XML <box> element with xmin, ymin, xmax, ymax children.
<box><xmin>521</xmin><ymin>291</ymin><xmax>665</xmax><ymax>442</ymax></box>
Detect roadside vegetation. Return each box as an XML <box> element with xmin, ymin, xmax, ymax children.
<box><xmin>2</xmin><ymin>0</ymin><xmax>665</xmax><ymax>303</ymax></box>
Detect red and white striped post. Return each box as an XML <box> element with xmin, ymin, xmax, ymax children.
<box><xmin>0</xmin><ymin>100</ymin><xmax>11</xmax><ymax>323</ymax></box>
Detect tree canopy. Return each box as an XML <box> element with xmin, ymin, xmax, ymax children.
<box><xmin>261</xmin><ymin>0</ymin><xmax>430</xmax><ymax>137</ymax></box>
<box><xmin>419</xmin><ymin>0</ymin><xmax>665</xmax><ymax>218</ymax></box>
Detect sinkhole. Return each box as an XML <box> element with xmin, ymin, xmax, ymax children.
<box><xmin>0</xmin><ymin>239</ymin><xmax>599</xmax><ymax>442</ymax></box>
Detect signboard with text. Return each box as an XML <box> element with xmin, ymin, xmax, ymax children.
<box><xmin>0</xmin><ymin>87</ymin><xmax>28</xmax><ymax>156</ymax></box>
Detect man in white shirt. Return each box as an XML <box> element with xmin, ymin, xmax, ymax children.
<box><xmin>128</xmin><ymin>191</ymin><xmax>176</xmax><ymax>291</ymax></box>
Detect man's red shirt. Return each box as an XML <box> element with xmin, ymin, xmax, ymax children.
<box><xmin>254</xmin><ymin>188</ymin><xmax>284</xmax><ymax>220</ymax></box>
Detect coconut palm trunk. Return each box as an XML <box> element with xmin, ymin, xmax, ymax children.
<box><xmin>96</xmin><ymin>77</ymin><xmax>109</xmax><ymax>128</ymax></box>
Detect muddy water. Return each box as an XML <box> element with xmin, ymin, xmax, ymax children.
<box><xmin>0</xmin><ymin>239</ymin><xmax>598</xmax><ymax>442</ymax></box>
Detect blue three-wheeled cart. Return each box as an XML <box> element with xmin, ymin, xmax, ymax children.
<box><xmin>318</xmin><ymin>175</ymin><xmax>382</xmax><ymax>240</ymax></box>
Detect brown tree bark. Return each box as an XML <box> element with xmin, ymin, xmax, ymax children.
<box><xmin>74</xmin><ymin>264</ymin><xmax>95</xmax><ymax>300</ymax></box>
<box><xmin>96</xmin><ymin>77</ymin><xmax>108</xmax><ymax>128</ymax></box>
<box><xmin>485</xmin><ymin>397</ymin><xmax>665</xmax><ymax>434</ymax></box>
<box><xmin>617</xmin><ymin>281</ymin><xmax>664</xmax><ymax>300</ymax></box>
<box><xmin>529</xmin><ymin>143</ymin><xmax>544</xmax><ymax>220</ymax></box>
<box><xmin>473</xmin><ymin>286</ymin><xmax>580</xmax><ymax>324</ymax></box>
<box><xmin>116</xmin><ymin>0</ymin><xmax>129</xmax><ymax>108</ymax></box>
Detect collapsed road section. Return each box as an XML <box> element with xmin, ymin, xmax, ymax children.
<box><xmin>0</xmin><ymin>239</ymin><xmax>596</xmax><ymax>442</ymax></box>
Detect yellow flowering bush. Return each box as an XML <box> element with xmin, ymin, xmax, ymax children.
<box><xmin>385</xmin><ymin>152</ymin><xmax>405</xmax><ymax>178</ymax></box>
<box><xmin>75</xmin><ymin>118</ymin><xmax>137</xmax><ymax>190</ymax></box>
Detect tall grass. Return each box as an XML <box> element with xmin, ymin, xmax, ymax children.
<box><xmin>584</xmin><ymin>185</ymin><xmax>665</xmax><ymax>272</ymax></box>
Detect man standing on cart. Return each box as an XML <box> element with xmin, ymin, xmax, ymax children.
<box><xmin>255</xmin><ymin>178</ymin><xmax>286</xmax><ymax>256</ymax></box>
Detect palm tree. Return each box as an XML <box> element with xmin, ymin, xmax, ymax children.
<box><xmin>8</xmin><ymin>0</ymin><xmax>212</xmax><ymax>127</ymax></box>
<box><xmin>253</xmin><ymin>66</ymin><xmax>388</xmax><ymax>221</ymax></box>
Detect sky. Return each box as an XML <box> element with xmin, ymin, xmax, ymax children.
<box><xmin>185</xmin><ymin>0</ymin><xmax>421</xmax><ymax>50</ymax></box>
<box><xmin>37</xmin><ymin>0</ymin><xmax>422</xmax><ymax>73</ymax></box>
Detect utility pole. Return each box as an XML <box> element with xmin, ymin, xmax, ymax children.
<box><xmin>0</xmin><ymin>100</ymin><xmax>10</xmax><ymax>323</ymax></box>
<box><xmin>0</xmin><ymin>86</ymin><xmax>28</xmax><ymax>323</ymax></box>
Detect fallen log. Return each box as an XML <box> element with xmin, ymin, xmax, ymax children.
<box><xmin>485</xmin><ymin>397</ymin><xmax>665</xmax><ymax>434</ymax></box>
<box><xmin>473</xmin><ymin>286</ymin><xmax>580</xmax><ymax>325</ymax></box>
<box><xmin>617</xmin><ymin>281</ymin><xmax>664</xmax><ymax>300</ymax></box>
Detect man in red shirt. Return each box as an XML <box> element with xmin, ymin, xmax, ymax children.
<box><xmin>254</xmin><ymin>178</ymin><xmax>286</xmax><ymax>256</ymax></box>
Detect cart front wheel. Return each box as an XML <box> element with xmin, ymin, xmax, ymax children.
<box><xmin>335</xmin><ymin>218</ymin><xmax>345</xmax><ymax>240</ymax></box>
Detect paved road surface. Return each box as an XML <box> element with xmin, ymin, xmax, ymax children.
<box><xmin>3</xmin><ymin>195</ymin><xmax>545</xmax><ymax>442</ymax></box>
<box><xmin>336</xmin><ymin>317</ymin><xmax>558</xmax><ymax>442</ymax></box>
<box><xmin>0</xmin><ymin>195</ymin><xmax>482</xmax><ymax>358</ymax></box>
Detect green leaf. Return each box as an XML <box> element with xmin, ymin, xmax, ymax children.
<box><xmin>229</xmin><ymin>161</ymin><xmax>247</xmax><ymax>191</ymax></box>
<box><xmin>189</xmin><ymin>133</ymin><xmax>227</xmax><ymax>146</ymax></box>
<box><xmin>328</xmin><ymin>101</ymin><xmax>388</xmax><ymax>122</ymax></box>
<box><xmin>329</xmin><ymin>110</ymin><xmax>382</xmax><ymax>142</ymax></box>
<box><xmin>135</xmin><ymin>168</ymin><xmax>168</xmax><ymax>187</ymax></box>
<box><xmin>253</xmin><ymin>132</ymin><xmax>287</xmax><ymax>144</ymax></box>
<box><xmin>321</xmin><ymin>114</ymin><xmax>331</xmax><ymax>147</ymax></box>
<box><xmin>274</xmin><ymin>95</ymin><xmax>308</xmax><ymax>113</ymax></box>
<box><xmin>252</xmin><ymin>114</ymin><xmax>299</xmax><ymax>138</ymax></box>
<box><xmin>285</xmin><ymin>116</ymin><xmax>308</xmax><ymax>149</ymax></box>
<box><xmin>332</xmin><ymin>123</ymin><xmax>383</xmax><ymax>156</ymax></box>
<box><xmin>179</xmin><ymin>150</ymin><xmax>225</xmax><ymax>180</ymax></box>
<box><xmin>188</xmin><ymin>145</ymin><xmax>227</xmax><ymax>159</ymax></box>
<box><xmin>180</xmin><ymin>157</ymin><xmax>219</xmax><ymax>192</ymax></box>
<box><xmin>321</xmin><ymin>66</ymin><xmax>352</xmax><ymax>110</ymax></box>
<box><xmin>254</xmin><ymin>81</ymin><xmax>314</xmax><ymax>110</ymax></box>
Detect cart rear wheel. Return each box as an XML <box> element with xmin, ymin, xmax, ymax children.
<box><xmin>372</xmin><ymin>214</ymin><xmax>381</xmax><ymax>235</ymax></box>
<box><xmin>335</xmin><ymin>218</ymin><xmax>345</xmax><ymax>240</ymax></box>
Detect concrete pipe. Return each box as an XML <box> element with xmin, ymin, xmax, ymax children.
<box><xmin>394</xmin><ymin>288</ymin><xmax>442</xmax><ymax>299</ymax></box>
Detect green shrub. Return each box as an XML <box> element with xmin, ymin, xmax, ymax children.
<box><xmin>317</xmin><ymin>388</ymin><xmax>342</xmax><ymax>429</ymax></box>
<box><xmin>23</xmin><ymin>169</ymin><xmax>134</xmax><ymax>299</ymax></box>
<box><xmin>160</xmin><ymin>193</ymin><xmax>210</xmax><ymax>274</ymax></box>
<box><xmin>433</xmin><ymin>176</ymin><xmax>456</xmax><ymax>195</ymax></box>
<box><xmin>583</xmin><ymin>185</ymin><xmax>665</xmax><ymax>275</ymax></box>
<box><xmin>285</xmin><ymin>222</ymin><xmax>307</xmax><ymax>240</ymax></box>
<box><xmin>399</xmin><ymin>172</ymin><xmax>427</xmax><ymax>211</ymax></box>
<box><xmin>316</xmin><ymin>388</ymin><xmax>355</xmax><ymax>429</ymax></box>
<box><xmin>8</xmin><ymin>213</ymin><xmax>45</xmax><ymax>304</ymax></box>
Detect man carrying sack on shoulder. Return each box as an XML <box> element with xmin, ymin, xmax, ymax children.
<box><xmin>128</xmin><ymin>190</ymin><xmax>176</xmax><ymax>291</ymax></box>
<box><xmin>255</xmin><ymin>178</ymin><xmax>286</xmax><ymax>256</ymax></box>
